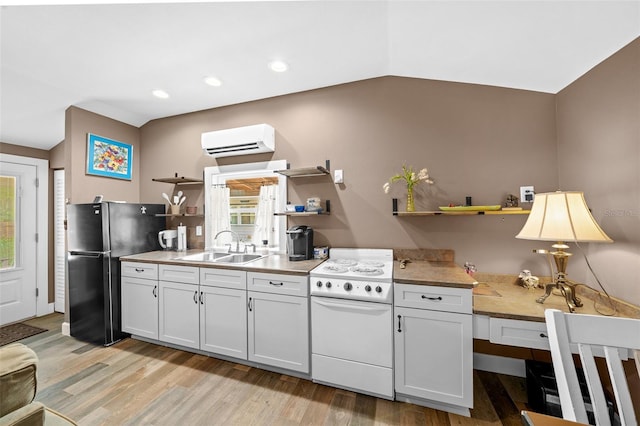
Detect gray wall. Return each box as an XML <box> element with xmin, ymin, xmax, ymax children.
<box><xmin>140</xmin><ymin>76</ymin><xmax>558</xmax><ymax>282</ymax></box>
<box><xmin>556</xmin><ymin>38</ymin><xmax>639</xmax><ymax>305</ymax></box>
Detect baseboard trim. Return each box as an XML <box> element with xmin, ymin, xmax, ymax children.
<box><xmin>61</xmin><ymin>322</ymin><xmax>70</xmax><ymax>336</ymax></box>
<box><xmin>473</xmin><ymin>352</ymin><xmax>526</xmax><ymax>377</ymax></box>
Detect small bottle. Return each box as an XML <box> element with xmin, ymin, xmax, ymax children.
<box><xmin>177</xmin><ymin>223</ymin><xmax>187</xmax><ymax>251</ymax></box>
<box><xmin>262</xmin><ymin>239</ymin><xmax>269</xmax><ymax>254</ymax></box>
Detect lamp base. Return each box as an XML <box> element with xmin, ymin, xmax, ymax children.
<box><xmin>536</xmin><ymin>280</ymin><xmax>582</xmax><ymax>313</ymax></box>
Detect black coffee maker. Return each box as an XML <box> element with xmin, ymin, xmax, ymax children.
<box><xmin>286</xmin><ymin>225</ymin><xmax>314</xmax><ymax>261</ymax></box>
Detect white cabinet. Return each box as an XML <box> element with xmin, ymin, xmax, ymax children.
<box><xmin>158</xmin><ymin>264</ymin><xmax>200</xmax><ymax>349</ymax></box>
<box><xmin>394</xmin><ymin>283</ymin><xmax>473</xmax><ymax>415</ymax></box>
<box><xmin>247</xmin><ymin>272</ymin><xmax>309</xmax><ymax>373</ymax></box>
<box><xmin>121</xmin><ymin>262</ymin><xmax>311</xmax><ymax>375</ymax></box>
<box><xmin>121</xmin><ymin>262</ymin><xmax>159</xmax><ymax>339</ymax></box>
<box><xmin>199</xmin><ymin>268</ymin><xmax>247</xmax><ymax>359</ymax></box>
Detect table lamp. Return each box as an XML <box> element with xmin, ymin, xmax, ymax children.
<box><xmin>516</xmin><ymin>191</ymin><xmax>612</xmax><ymax>312</ymax></box>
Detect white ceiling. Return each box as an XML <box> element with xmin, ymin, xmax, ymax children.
<box><xmin>1</xmin><ymin>1</ymin><xmax>638</xmax><ymax>150</ymax></box>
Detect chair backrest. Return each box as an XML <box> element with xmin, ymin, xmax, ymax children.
<box><xmin>544</xmin><ymin>309</ymin><xmax>640</xmax><ymax>426</ymax></box>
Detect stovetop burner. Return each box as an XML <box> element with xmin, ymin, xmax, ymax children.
<box><xmin>349</xmin><ymin>265</ymin><xmax>384</xmax><ymax>276</ymax></box>
<box><xmin>326</xmin><ymin>259</ymin><xmax>358</xmax><ymax>267</ymax></box>
<box><xmin>322</xmin><ymin>264</ymin><xmax>349</xmax><ymax>273</ymax></box>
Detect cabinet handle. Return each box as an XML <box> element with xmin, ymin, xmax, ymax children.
<box><xmin>199</xmin><ymin>292</ymin><xmax>203</xmax><ymax>304</ymax></box>
<box><xmin>540</xmin><ymin>333</ymin><xmax>548</xmax><ymax>338</ymax></box>
<box><xmin>269</xmin><ymin>281</ymin><xmax>284</xmax><ymax>286</ymax></box>
<box><xmin>135</xmin><ymin>268</ymin><xmax>145</xmax><ymax>273</ymax></box>
<box><xmin>193</xmin><ymin>290</ymin><xmax>198</xmax><ymax>304</ymax></box>
<box><xmin>248</xmin><ymin>297</ymin><xmax>253</xmax><ymax>312</ymax></box>
<box><xmin>421</xmin><ymin>295</ymin><xmax>443</xmax><ymax>301</ymax></box>
<box><xmin>152</xmin><ymin>285</ymin><xmax>157</xmax><ymax>298</ymax></box>
<box><xmin>397</xmin><ymin>315</ymin><xmax>402</xmax><ymax>333</ymax></box>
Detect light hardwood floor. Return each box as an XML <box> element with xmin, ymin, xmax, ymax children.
<box><xmin>21</xmin><ymin>314</ymin><xmax>530</xmax><ymax>425</ymax></box>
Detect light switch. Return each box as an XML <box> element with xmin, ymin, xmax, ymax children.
<box><xmin>195</xmin><ymin>226</ymin><xmax>203</xmax><ymax>236</ymax></box>
<box><xmin>334</xmin><ymin>169</ymin><xmax>344</xmax><ymax>184</ymax></box>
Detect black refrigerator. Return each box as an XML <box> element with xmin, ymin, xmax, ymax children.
<box><xmin>67</xmin><ymin>202</ymin><xmax>165</xmax><ymax>346</ymax></box>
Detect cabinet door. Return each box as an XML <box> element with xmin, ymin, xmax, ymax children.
<box><xmin>200</xmin><ymin>286</ymin><xmax>247</xmax><ymax>359</ymax></box>
<box><xmin>121</xmin><ymin>276</ymin><xmax>158</xmax><ymax>339</ymax></box>
<box><xmin>247</xmin><ymin>291</ymin><xmax>309</xmax><ymax>373</ymax></box>
<box><xmin>159</xmin><ymin>281</ymin><xmax>200</xmax><ymax>349</ymax></box>
<box><xmin>394</xmin><ymin>306</ymin><xmax>473</xmax><ymax>408</ymax></box>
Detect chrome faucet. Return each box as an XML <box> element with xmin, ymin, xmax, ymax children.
<box><xmin>214</xmin><ymin>230</ymin><xmax>241</xmax><ymax>253</ymax></box>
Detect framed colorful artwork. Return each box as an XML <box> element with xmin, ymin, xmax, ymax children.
<box><xmin>86</xmin><ymin>133</ymin><xmax>133</xmax><ymax>180</ymax></box>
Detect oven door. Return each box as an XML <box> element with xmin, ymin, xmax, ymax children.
<box><xmin>311</xmin><ymin>296</ymin><xmax>393</xmax><ymax>398</ymax></box>
<box><xmin>311</xmin><ymin>296</ymin><xmax>393</xmax><ymax>367</ymax></box>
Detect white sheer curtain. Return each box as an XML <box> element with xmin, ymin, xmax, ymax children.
<box><xmin>209</xmin><ymin>185</ymin><xmax>232</xmax><ymax>247</ymax></box>
<box><xmin>253</xmin><ymin>184</ymin><xmax>277</xmax><ymax>246</ymax></box>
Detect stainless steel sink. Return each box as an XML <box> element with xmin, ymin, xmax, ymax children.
<box><xmin>175</xmin><ymin>252</ymin><xmax>230</xmax><ymax>262</ymax></box>
<box><xmin>174</xmin><ymin>252</ymin><xmax>266</xmax><ymax>264</ymax></box>
<box><xmin>213</xmin><ymin>254</ymin><xmax>264</xmax><ymax>264</ymax></box>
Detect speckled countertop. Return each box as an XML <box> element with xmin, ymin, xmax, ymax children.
<box><xmin>120</xmin><ymin>250</ymin><xmax>324</xmax><ymax>276</ymax></box>
<box><xmin>393</xmin><ymin>260</ymin><xmax>477</xmax><ymax>289</ymax></box>
<box><xmin>391</xmin><ymin>248</ymin><xmax>639</xmax><ymax>321</ymax></box>
<box><xmin>472</xmin><ymin>272</ymin><xmax>640</xmax><ymax>321</ymax></box>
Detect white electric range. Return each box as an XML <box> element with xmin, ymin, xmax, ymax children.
<box><xmin>309</xmin><ymin>248</ymin><xmax>394</xmax><ymax>399</ymax></box>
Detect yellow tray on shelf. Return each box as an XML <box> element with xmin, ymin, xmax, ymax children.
<box><xmin>438</xmin><ymin>205</ymin><xmax>502</xmax><ymax>212</ymax></box>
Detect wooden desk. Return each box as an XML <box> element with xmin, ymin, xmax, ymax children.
<box><xmin>521</xmin><ymin>411</ymin><xmax>587</xmax><ymax>425</ymax></box>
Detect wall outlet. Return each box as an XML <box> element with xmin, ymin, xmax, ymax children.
<box><xmin>334</xmin><ymin>169</ymin><xmax>344</xmax><ymax>184</ymax></box>
<box><xmin>195</xmin><ymin>225</ymin><xmax>203</xmax><ymax>236</ymax></box>
<box><xmin>520</xmin><ymin>186</ymin><xmax>535</xmax><ymax>203</ymax></box>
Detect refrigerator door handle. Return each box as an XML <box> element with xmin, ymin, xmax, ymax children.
<box><xmin>69</xmin><ymin>251</ymin><xmax>110</xmax><ymax>257</ymax></box>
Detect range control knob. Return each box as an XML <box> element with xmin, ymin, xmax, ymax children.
<box><xmin>316</xmin><ymin>281</ymin><xmax>323</xmax><ymax>288</ymax></box>
<box><xmin>326</xmin><ymin>282</ymin><xmax>332</xmax><ymax>288</ymax></box>
<box><xmin>344</xmin><ymin>282</ymin><xmax>353</xmax><ymax>291</ymax></box>
<box><xmin>375</xmin><ymin>285</ymin><xmax>383</xmax><ymax>293</ymax></box>
<box><xmin>365</xmin><ymin>285</ymin><xmax>372</xmax><ymax>292</ymax></box>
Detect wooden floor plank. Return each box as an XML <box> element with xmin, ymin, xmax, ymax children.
<box><xmin>19</xmin><ymin>314</ymin><xmax>532</xmax><ymax>425</ymax></box>
<box><xmin>476</xmin><ymin>370</ymin><xmax>523</xmax><ymax>426</ymax></box>
<box><xmin>325</xmin><ymin>389</ymin><xmax>357</xmax><ymax>425</ymax></box>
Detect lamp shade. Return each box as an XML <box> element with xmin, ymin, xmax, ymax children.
<box><xmin>516</xmin><ymin>191</ymin><xmax>613</xmax><ymax>243</ymax></box>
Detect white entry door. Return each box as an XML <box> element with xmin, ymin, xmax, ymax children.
<box><xmin>0</xmin><ymin>161</ymin><xmax>38</xmax><ymax>325</ymax></box>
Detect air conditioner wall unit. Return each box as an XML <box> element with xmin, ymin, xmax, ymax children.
<box><xmin>201</xmin><ymin>123</ymin><xmax>275</xmax><ymax>158</ymax></box>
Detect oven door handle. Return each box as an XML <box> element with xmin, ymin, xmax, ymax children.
<box><xmin>313</xmin><ymin>298</ymin><xmax>389</xmax><ymax>312</ymax></box>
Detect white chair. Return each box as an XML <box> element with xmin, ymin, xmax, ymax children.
<box><xmin>544</xmin><ymin>309</ymin><xmax>640</xmax><ymax>426</ymax></box>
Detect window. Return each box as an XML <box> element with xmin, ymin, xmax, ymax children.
<box><xmin>0</xmin><ymin>176</ymin><xmax>16</xmax><ymax>269</ymax></box>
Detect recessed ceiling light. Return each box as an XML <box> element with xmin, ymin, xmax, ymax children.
<box><xmin>204</xmin><ymin>76</ymin><xmax>222</xmax><ymax>87</ymax></box>
<box><xmin>268</xmin><ymin>60</ymin><xmax>288</xmax><ymax>73</ymax></box>
<box><xmin>152</xmin><ymin>89</ymin><xmax>169</xmax><ymax>99</ymax></box>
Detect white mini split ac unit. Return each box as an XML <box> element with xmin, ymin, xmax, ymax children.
<box><xmin>201</xmin><ymin>123</ymin><xmax>275</xmax><ymax>158</ymax></box>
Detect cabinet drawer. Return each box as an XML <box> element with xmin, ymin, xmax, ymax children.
<box><xmin>200</xmin><ymin>267</ymin><xmax>246</xmax><ymax>290</ymax></box>
<box><xmin>394</xmin><ymin>283</ymin><xmax>472</xmax><ymax>314</ymax></box>
<box><xmin>247</xmin><ymin>272</ymin><xmax>308</xmax><ymax>297</ymax></box>
<box><xmin>489</xmin><ymin>317</ymin><xmax>550</xmax><ymax>350</ymax></box>
<box><xmin>121</xmin><ymin>262</ymin><xmax>158</xmax><ymax>280</ymax></box>
<box><xmin>159</xmin><ymin>264</ymin><xmax>199</xmax><ymax>284</ymax></box>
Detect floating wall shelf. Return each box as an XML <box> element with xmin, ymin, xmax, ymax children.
<box><xmin>274</xmin><ymin>160</ymin><xmax>331</xmax><ymax>178</ymax></box>
<box><xmin>391</xmin><ymin>198</ymin><xmax>529</xmax><ymax>216</ymax></box>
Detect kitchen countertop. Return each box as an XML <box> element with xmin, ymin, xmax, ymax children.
<box><xmin>393</xmin><ymin>257</ymin><xmax>639</xmax><ymax>322</ymax></box>
<box><xmin>393</xmin><ymin>260</ymin><xmax>477</xmax><ymax>289</ymax></box>
<box><xmin>120</xmin><ymin>250</ymin><xmax>325</xmax><ymax>276</ymax></box>
<box><xmin>472</xmin><ymin>272</ymin><xmax>640</xmax><ymax>322</ymax></box>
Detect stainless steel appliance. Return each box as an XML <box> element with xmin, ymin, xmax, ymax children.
<box><xmin>309</xmin><ymin>248</ymin><xmax>394</xmax><ymax>399</ymax></box>
<box><xmin>286</xmin><ymin>225</ymin><xmax>313</xmax><ymax>261</ymax></box>
<box><xmin>67</xmin><ymin>202</ymin><xmax>165</xmax><ymax>346</ymax></box>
